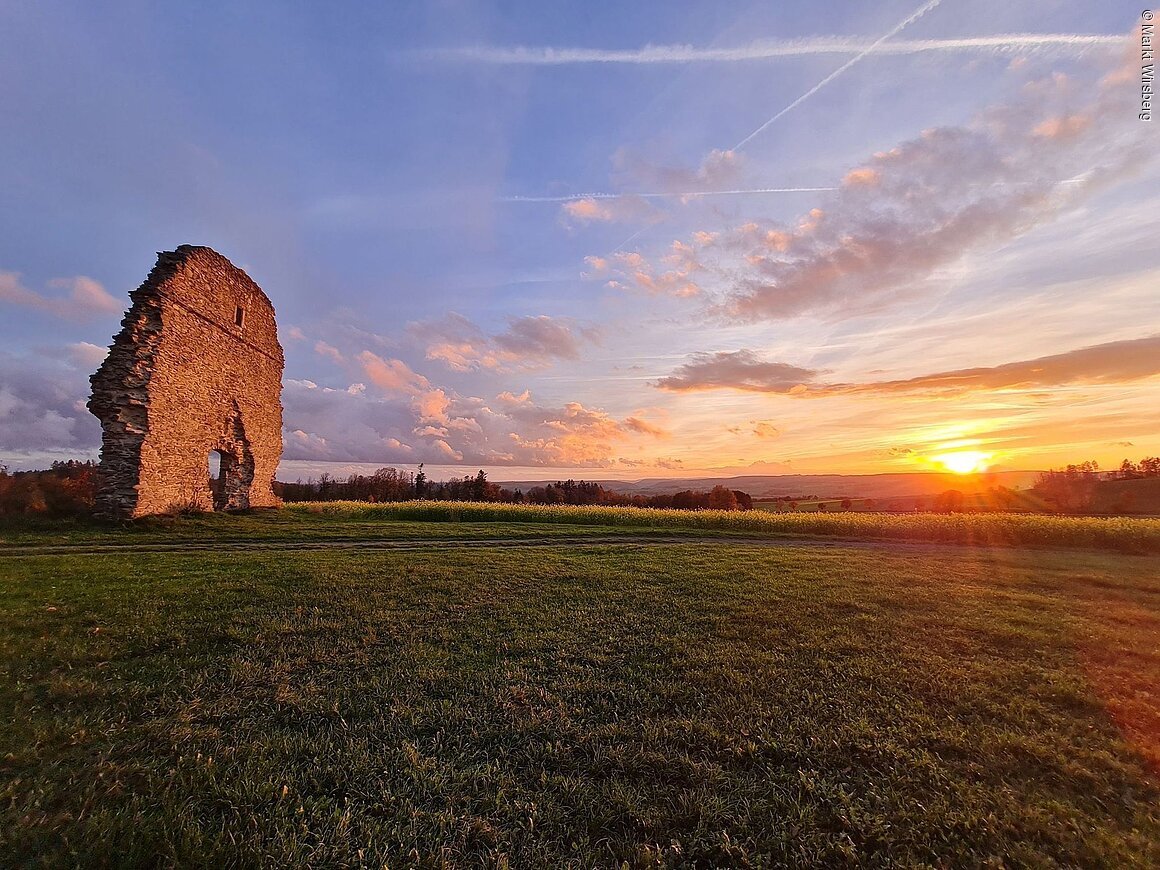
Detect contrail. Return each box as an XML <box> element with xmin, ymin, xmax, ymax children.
<box><xmin>424</xmin><ymin>33</ymin><xmax>1121</xmax><ymax>65</ymax></box>
<box><xmin>610</xmin><ymin>226</ymin><xmax>648</xmax><ymax>255</ymax></box>
<box><xmin>734</xmin><ymin>0</ymin><xmax>947</xmax><ymax>150</ymax></box>
<box><xmin>498</xmin><ymin>187</ymin><xmax>838</xmax><ymax>203</ymax></box>
<box><xmin>508</xmin><ymin>176</ymin><xmax>1086</xmax><ymax>207</ymax></box>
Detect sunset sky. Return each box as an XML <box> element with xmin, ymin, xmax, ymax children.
<box><xmin>1</xmin><ymin>0</ymin><xmax>1156</xmax><ymax>480</ymax></box>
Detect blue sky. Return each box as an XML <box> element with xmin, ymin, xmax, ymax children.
<box><xmin>1</xmin><ymin>0</ymin><xmax>1156</xmax><ymax>478</ymax></box>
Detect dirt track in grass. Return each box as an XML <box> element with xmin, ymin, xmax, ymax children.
<box><xmin>8</xmin><ymin>532</ymin><xmax>1147</xmax><ymax>558</ymax></box>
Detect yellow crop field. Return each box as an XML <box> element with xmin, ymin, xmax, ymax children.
<box><xmin>289</xmin><ymin>501</ymin><xmax>1160</xmax><ymax>553</ymax></box>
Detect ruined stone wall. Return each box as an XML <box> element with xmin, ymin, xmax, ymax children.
<box><xmin>89</xmin><ymin>246</ymin><xmax>284</xmax><ymax>518</ymax></box>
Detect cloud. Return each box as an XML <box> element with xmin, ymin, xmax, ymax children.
<box><xmin>1032</xmin><ymin>113</ymin><xmax>1092</xmax><ymax>140</ymax></box>
<box><xmin>497</xmin><ymin>315</ymin><xmax>594</xmax><ymax>359</ymax></box>
<box><xmin>727</xmin><ymin>420</ymin><xmax>783</xmax><ymax>439</ymax></box>
<box><xmin>529</xmin><ymin>150</ymin><xmax>760</xmax><ymax>225</ymax></box>
<box><xmin>281</xmin><ymin>380</ymin><xmax>422</xmax><ymax>465</ymax></box>
<box><xmin>0</xmin><ymin>350</ymin><xmax>103</xmax><ymax>457</ymax></box>
<box><xmin>66</xmin><ymin>342</ymin><xmax>109</xmax><ymax>368</ymax></box>
<box><xmin>496</xmin><ymin>389</ymin><xmax>531</xmax><ymax>406</ymax></box>
<box><xmin>842</xmin><ymin>167</ymin><xmax>880</xmax><ymax>187</ymax></box>
<box><xmin>278</xmin><ymin>316</ymin><xmax>643</xmax><ymax>468</ymax></box>
<box><xmin>582</xmin><ymin>256</ymin><xmax>609</xmax><ymax>278</ymax></box>
<box><xmin>656</xmin><ymin>335</ymin><xmax>1160</xmax><ymax>396</ymax></box>
<box><xmin>604</xmin><ymin>248</ymin><xmax>702</xmax><ymax>298</ymax></box>
<box><xmin>826</xmin><ymin>334</ymin><xmax>1160</xmax><ymax>396</ymax></box>
<box><xmin>624</xmin><ymin>57</ymin><xmax>1150</xmax><ymax>322</ymax></box>
<box><xmin>616</xmin><ymin>456</ymin><xmax>685</xmax><ymax>470</ymax></box>
<box><xmin>283</xmin><ymin>376</ymin><xmax>665</xmax><ymax>468</ymax></box>
<box><xmin>414</xmin><ymin>387</ymin><xmax>452</xmax><ymax>424</ymax></box>
<box><xmin>503</xmin><ymin>186</ymin><xmax>836</xmax><ymax>204</ymax></box>
<box><xmin>613</xmin><ymin>148</ymin><xmax>745</xmax><ymax>194</ymax></box>
<box><xmin>421</xmin><ymin>33</ymin><xmax>1123</xmax><ymax>65</ymax></box>
<box><xmin>561</xmin><ymin>198</ymin><xmax>616</xmax><ymax>223</ymax></box>
<box><xmin>656</xmin><ymin>350</ymin><xmax>819</xmax><ymax>393</ymax></box>
<box><xmin>410</xmin><ymin>312</ymin><xmax>597</xmax><ymax>373</ymax></box>
<box><xmin>356</xmin><ymin>352</ymin><xmax>431</xmax><ymax>395</ymax></box>
<box><xmin>559</xmin><ymin>194</ymin><xmax>661</xmax><ymax>227</ymax></box>
<box><xmin>0</xmin><ymin>271</ymin><xmax>121</xmax><ymax>320</ymax></box>
<box><xmin>502</xmin><ymin>399</ymin><xmax>656</xmax><ymax>465</ymax></box>
<box><xmin>624</xmin><ymin>416</ymin><xmax>670</xmax><ymax>438</ymax></box>
<box><xmin>314</xmin><ymin>340</ymin><xmax>345</xmax><ymax>364</ymax></box>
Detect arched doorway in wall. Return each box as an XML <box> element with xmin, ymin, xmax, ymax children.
<box><xmin>207</xmin><ymin>450</ymin><xmax>224</xmax><ymax>509</ymax></box>
<box><xmin>208</xmin><ymin>407</ymin><xmax>256</xmax><ymax>511</ymax></box>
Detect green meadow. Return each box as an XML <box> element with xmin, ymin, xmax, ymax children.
<box><xmin>3</xmin><ymin>507</ymin><xmax>1159</xmax><ymax>866</ymax></box>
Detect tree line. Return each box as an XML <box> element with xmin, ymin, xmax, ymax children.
<box><xmin>1030</xmin><ymin>457</ymin><xmax>1160</xmax><ymax>514</ymax></box>
<box><xmin>1117</xmin><ymin>457</ymin><xmax>1160</xmax><ymax>479</ymax></box>
<box><xmin>0</xmin><ymin>461</ymin><xmax>99</xmax><ymax>517</ymax></box>
<box><xmin>276</xmin><ymin>466</ymin><xmax>754</xmax><ymax>510</ymax></box>
<box><xmin>3</xmin><ymin>455</ymin><xmax>1156</xmax><ymax>518</ymax></box>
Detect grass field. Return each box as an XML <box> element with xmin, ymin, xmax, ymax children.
<box><xmin>2</xmin><ymin>510</ymin><xmax>1160</xmax><ymax>866</ymax></box>
<box><xmin>6</xmin><ymin>500</ymin><xmax>1156</xmax><ymax>553</ymax></box>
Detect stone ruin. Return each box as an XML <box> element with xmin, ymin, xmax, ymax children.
<box><xmin>88</xmin><ymin>245</ymin><xmax>285</xmax><ymax>518</ymax></box>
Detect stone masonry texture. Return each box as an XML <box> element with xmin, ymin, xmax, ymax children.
<box><xmin>88</xmin><ymin>245</ymin><xmax>284</xmax><ymax>518</ymax></box>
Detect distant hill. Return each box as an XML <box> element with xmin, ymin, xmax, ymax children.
<box><xmin>496</xmin><ymin>471</ymin><xmax>1042</xmax><ymax>501</ymax></box>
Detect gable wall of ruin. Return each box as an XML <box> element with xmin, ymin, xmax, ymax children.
<box><xmin>89</xmin><ymin>246</ymin><xmax>284</xmax><ymax>518</ymax></box>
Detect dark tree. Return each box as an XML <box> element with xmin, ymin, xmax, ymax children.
<box><xmin>934</xmin><ymin>490</ymin><xmax>965</xmax><ymax>513</ymax></box>
<box><xmin>707</xmin><ymin>485</ymin><xmax>737</xmax><ymax>511</ymax></box>
<box><xmin>731</xmin><ymin>490</ymin><xmax>753</xmax><ymax>510</ymax></box>
<box><xmin>1032</xmin><ymin>461</ymin><xmax>1100</xmax><ymax>513</ymax></box>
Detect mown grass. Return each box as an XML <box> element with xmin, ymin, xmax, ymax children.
<box><xmin>3</xmin><ymin>540</ymin><xmax>1159</xmax><ymax>866</ymax></box>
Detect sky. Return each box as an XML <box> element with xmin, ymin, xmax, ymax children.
<box><xmin>1</xmin><ymin>0</ymin><xmax>1157</xmax><ymax>480</ymax></box>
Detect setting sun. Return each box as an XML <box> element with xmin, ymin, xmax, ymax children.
<box><xmin>935</xmin><ymin>451</ymin><xmax>991</xmax><ymax>474</ymax></box>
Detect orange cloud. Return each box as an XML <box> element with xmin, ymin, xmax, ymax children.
<box><xmin>609</xmin><ymin>250</ymin><xmax>702</xmax><ymax>299</ymax></box>
<box><xmin>624</xmin><ymin>416</ymin><xmax>670</xmax><ymax>438</ymax></box>
<box><xmin>842</xmin><ymin>167</ymin><xmax>880</xmax><ymax>186</ymax></box>
<box><xmin>356</xmin><ymin>352</ymin><xmax>430</xmax><ymax>395</ymax></box>
<box><xmin>559</xmin><ymin>195</ymin><xmax>660</xmax><ymax>227</ymax></box>
<box><xmin>411</xmin><ymin>312</ymin><xmax>597</xmax><ymax>373</ymax></box>
<box><xmin>830</xmin><ymin>334</ymin><xmax>1160</xmax><ymax>395</ymax></box>
<box><xmin>562</xmin><ymin>198</ymin><xmax>614</xmax><ymax>222</ymax></box>
<box><xmin>657</xmin><ymin>335</ymin><xmax>1160</xmax><ymax>397</ymax></box>
<box><xmin>1032</xmin><ymin>113</ymin><xmax>1092</xmax><ymax>139</ymax></box>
